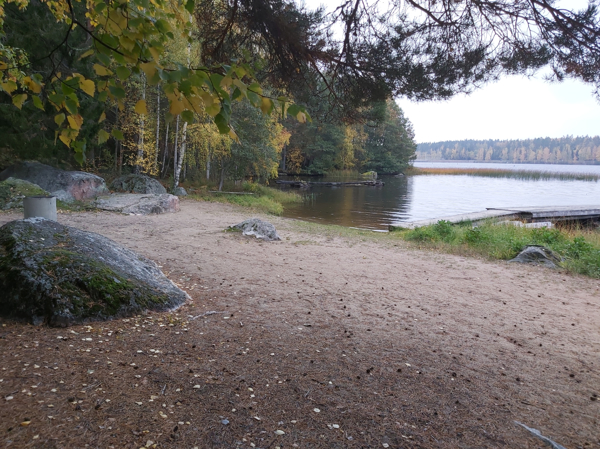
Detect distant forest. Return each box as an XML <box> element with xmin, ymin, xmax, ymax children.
<box><xmin>416</xmin><ymin>136</ymin><xmax>600</xmax><ymax>164</ymax></box>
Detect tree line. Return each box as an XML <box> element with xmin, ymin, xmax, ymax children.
<box><xmin>416</xmin><ymin>137</ymin><xmax>600</xmax><ymax>165</ymax></box>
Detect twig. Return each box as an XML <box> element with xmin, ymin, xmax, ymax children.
<box><xmin>514</xmin><ymin>421</ymin><xmax>567</xmax><ymax>449</ymax></box>
<box><xmin>190</xmin><ymin>311</ymin><xmax>225</xmax><ymax>320</ymax></box>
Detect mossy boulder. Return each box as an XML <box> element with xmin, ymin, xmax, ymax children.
<box><xmin>0</xmin><ymin>218</ymin><xmax>189</xmax><ymax>327</ymax></box>
<box><xmin>110</xmin><ymin>174</ymin><xmax>167</xmax><ymax>194</ymax></box>
<box><xmin>0</xmin><ymin>177</ymin><xmax>50</xmax><ymax>210</ymax></box>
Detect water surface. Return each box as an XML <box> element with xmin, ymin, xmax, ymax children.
<box><xmin>280</xmin><ymin>163</ymin><xmax>600</xmax><ymax>231</ymax></box>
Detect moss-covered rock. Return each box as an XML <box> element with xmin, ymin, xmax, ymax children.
<box><xmin>0</xmin><ymin>177</ymin><xmax>50</xmax><ymax>210</ymax></box>
<box><xmin>0</xmin><ymin>218</ymin><xmax>189</xmax><ymax>326</ymax></box>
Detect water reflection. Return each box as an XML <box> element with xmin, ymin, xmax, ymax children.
<box><xmin>279</xmin><ymin>165</ymin><xmax>600</xmax><ymax>231</ymax></box>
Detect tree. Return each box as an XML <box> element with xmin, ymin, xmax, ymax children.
<box><xmin>0</xmin><ymin>0</ymin><xmax>310</xmax><ymax>163</ymax></box>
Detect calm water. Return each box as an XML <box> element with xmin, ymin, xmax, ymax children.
<box><xmin>280</xmin><ymin>163</ymin><xmax>600</xmax><ymax>231</ymax></box>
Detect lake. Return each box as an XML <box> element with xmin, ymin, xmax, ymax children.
<box><xmin>279</xmin><ymin>163</ymin><xmax>600</xmax><ymax>231</ymax></box>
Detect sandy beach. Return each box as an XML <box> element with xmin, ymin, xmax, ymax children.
<box><xmin>1</xmin><ymin>199</ymin><xmax>599</xmax><ymax>448</ymax></box>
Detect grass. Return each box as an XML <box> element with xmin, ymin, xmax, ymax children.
<box><xmin>186</xmin><ymin>181</ymin><xmax>302</xmax><ymax>215</ymax></box>
<box><xmin>394</xmin><ymin>220</ymin><xmax>600</xmax><ymax>278</ymax></box>
<box><xmin>406</xmin><ymin>167</ymin><xmax>599</xmax><ymax>182</ymax></box>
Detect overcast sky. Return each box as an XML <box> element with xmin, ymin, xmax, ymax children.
<box><xmin>397</xmin><ymin>76</ymin><xmax>600</xmax><ymax>144</ymax></box>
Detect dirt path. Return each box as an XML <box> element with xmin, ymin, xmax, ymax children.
<box><xmin>1</xmin><ymin>200</ymin><xmax>599</xmax><ymax>448</ymax></box>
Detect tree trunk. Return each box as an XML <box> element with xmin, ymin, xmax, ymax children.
<box><xmin>206</xmin><ymin>145</ymin><xmax>211</xmax><ymax>181</ymax></box>
<box><xmin>155</xmin><ymin>85</ymin><xmax>160</xmax><ymax>174</ymax></box>
<box><xmin>173</xmin><ymin>115</ymin><xmax>180</xmax><ymax>181</ymax></box>
<box><xmin>173</xmin><ymin>121</ymin><xmax>188</xmax><ymax>191</ymax></box>
<box><xmin>218</xmin><ymin>161</ymin><xmax>225</xmax><ymax>191</ymax></box>
<box><xmin>161</xmin><ymin>122</ymin><xmax>169</xmax><ymax>178</ymax></box>
<box><xmin>134</xmin><ymin>74</ymin><xmax>146</xmax><ymax>174</ymax></box>
<box><xmin>281</xmin><ymin>144</ymin><xmax>287</xmax><ymax>172</ymax></box>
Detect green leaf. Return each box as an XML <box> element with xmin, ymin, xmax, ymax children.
<box><xmin>181</xmin><ymin>110</ymin><xmax>194</xmax><ymax>124</ymax></box>
<box><xmin>154</xmin><ymin>19</ymin><xmax>171</xmax><ymax>34</ymax></box>
<box><xmin>247</xmin><ymin>91</ymin><xmax>260</xmax><ymax>107</ymax></box>
<box><xmin>108</xmin><ymin>85</ymin><xmax>126</xmax><ymax>99</ymax></box>
<box><xmin>115</xmin><ymin>66</ymin><xmax>131</xmax><ymax>80</ymax></box>
<box><xmin>111</xmin><ymin>129</ymin><xmax>124</xmax><ymax>140</ymax></box>
<box><xmin>54</xmin><ymin>113</ymin><xmax>66</xmax><ymax>126</ymax></box>
<box><xmin>48</xmin><ymin>93</ymin><xmax>65</xmax><ymax>106</ymax></box>
<box><xmin>65</xmin><ymin>99</ymin><xmax>78</xmax><ymax>115</ymax></box>
<box><xmin>98</xmin><ymin>129</ymin><xmax>110</xmax><ymax>144</ymax></box>
<box><xmin>94</xmin><ymin>2</ymin><xmax>107</xmax><ymax>13</ymax></box>
<box><xmin>164</xmin><ymin>112</ymin><xmax>175</xmax><ymax>124</ymax></box>
<box><xmin>213</xmin><ymin>113</ymin><xmax>230</xmax><ymax>134</ymax></box>
<box><xmin>32</xmin><ymin>96</ymin><xmax>44</xmax><ymax>110</ymax></box>
<box><xmin>98</xmin><ymin>91</ymin><xmax>108</xmax><ymax>102</ymax></box>
<box><xmin>287</xmin><ymin>104</ymin><xmax>301</xmax><ymax>118</ymax></box>
<box><xmin>184</xmin><ymin>0</ymin><xmax>195</xmax><ymax>14</ymax></box>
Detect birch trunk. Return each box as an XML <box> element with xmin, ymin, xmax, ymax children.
<box><xmin>218</xmin><ymin>162</ymin><xmax>225</xmax><ymax>191</ymax></box>
<box><xmin>154</xmin><ymin>85</ymin><xmax>160</xmax><ymax>174</ymax></box>
<box><xmin>134</xmin><ymin>74</ymin><xmax>146</xmax><ymax>174</ymax></box>
<box><xmin>161</xmin><ymin>122</ymin><xmax>169</xmax><ymax>178</ymax></box>
<box><xmin>173</xmin><ymin>121</ymin><xmax>188</xmax><ymax>190</ymax></box>
<box><xmin>173</xmin><ymin>115</ymin><xmax>180</xmax><ymax>181</ymax></box>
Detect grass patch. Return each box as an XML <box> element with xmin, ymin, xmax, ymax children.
<box><xmin>186</xmin><ymin>182</ymin><xmax>301</xmax><ymax>215</ymax></box>
<box><xmin>396</xmin><ymin>220</ymin><xmax>600</xmax><ymax>278</ymax></box>
<box><xmin>406</xmin><ymin>167</ymin><xmax>599</xmax><ymax>182</ymax></box>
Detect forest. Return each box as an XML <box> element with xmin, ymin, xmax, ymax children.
<box><xmin>3</xmin><ymin>0</ymin><xmax>600</xmax><ymax>188</ymax></box>
<box><xmin>416</xmin><ymin>136</ymin><xmax>600</xmax><ymax>164</ymax></box>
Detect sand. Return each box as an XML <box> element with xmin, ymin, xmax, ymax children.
<box><xmin>0</xmin><ymin>199</ymin><xmax>598</xmax><ymax>448</ymax></box>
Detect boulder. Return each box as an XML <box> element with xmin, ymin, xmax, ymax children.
<box><xmin>0</xmin><ymin>177</ymin><xmax>50</xmax><ymax>210</ymax></box>
<box><xmin>229</xmin><ymin>218</ymin><xmax>281</xmax><ymax>241</ymax></box>
<box><xmin>0</xmin><ymin>161</ymin><xmax>108</xmax><ymax>202</ymax></box>
<box><xmin>173</xmin><ymin>186</ymin><xmax>188</xmax><ymax>196</ymax></box>
<box><xmin>0</xmin><ymin>218</ymin><xmax>189</xmax><ymax>327</ymax></box>
<box><xmin>110</xmin><ymin>174</ymin><xmax>167</xmax><ymax>194</ymax></box>
<box><xmin>509</xmin><ymin>245</ymin><xmax>563</xmax><ymax>268</ymax></box>
<box><xmin>95</xmin><ymin>193</ymin><xmax>179</xmax><ymax>215</ymax></box>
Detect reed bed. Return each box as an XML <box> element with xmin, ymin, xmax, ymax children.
<box><xmin>406</xmin><ymin>167</ymin><xmax>599</xmax><ymax>182</ymax></box>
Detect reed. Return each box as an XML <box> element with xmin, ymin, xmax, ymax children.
<box><xmin>407</xmin><ymin>167</ymin><xmax>599</xmax><ymax>182</ymax></box>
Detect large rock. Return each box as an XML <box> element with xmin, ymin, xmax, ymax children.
<box><xmin>509</xmin><ymin>245</ymin><xmax>563</xmax><ymax>268</ymax></box>
<box><xmin>229</xmin><ymin>218</ymin><xmax>281</xmax><ymax>241</ymax></box>
<box><xmin>0</xmin><ymin>177</ymin><xmax>51</xmax><ymax>210</ymax></box>
<box><xmin>95</xmin><ymin>193</ymin><xmax>179</xmax><ymax>215</ymax></box>
<box><xmin>110</xmin><ymin>174</ymin><xmax>167</xmax><ymax>194</ymax></box>
<box><xmin>0</xmin><ymin>218</ymin><xmax>189</xmax><ymax>327</ymax></box>
<box><xmin>0</xmin><ymin>161</ymin><xmax>108</xmax><ymax>202</ymax></box>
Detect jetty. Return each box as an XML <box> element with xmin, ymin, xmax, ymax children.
<box><xmin>276</xmin><ymin>180</ymin><xmax>384</xmax><ymax>188</ymax></box>
<box><xmin>389</xmin><ymin>205</ymin><xmax>600</xmax><ymax>230</ymax></box>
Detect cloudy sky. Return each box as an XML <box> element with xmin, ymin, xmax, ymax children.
<box><xmin>397</xmin><ymin>75</ymin><xmax>600</xmax><ymax>144</ymax></box>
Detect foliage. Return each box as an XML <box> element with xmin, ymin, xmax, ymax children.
<box><xmin>0</xmin><ymin>0</ymin><xmax>310</xmax><ymax>163</ymax></box>
<box><xmin>399</xmin><ymin>221</ymin><xmax>600</xmax><ymax>278</ymax></box>
<box><xmin>416</xmin><ymin>136</ymin><xmax>600</xmax><ymax>164</ymax></box>
<box><xmin>285</xmin><ymin>100</ymin><xmax>416</xmax><ymax>175</ymax></box>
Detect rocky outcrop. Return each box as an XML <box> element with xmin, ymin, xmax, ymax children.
<box><xmin>229</xmin><ymin>218</ymin><xmax>281</xmax><ymax>241</ymax></box>
<box><xmin>94</xmin><ymin>193</ymin><xmax>179</xmax><ymax>215</ymax></box>
<box><xmin>0</xmin><ymin>218</ymin><xmax>189</xmax><ymax>327</ymax></box>
<box><xmin>509</xmin><ymin>245</ymin><xmax>563</xmax><ymax>268</ymax></box>
<box><xmin>110</xmin><ymin>174</ymin><xmax>167</xmax><ymax>194</ymax></box>
<box><xmin>0</xmin><ymin>161</ymin><xmax>108</xmax><ymax>202</ymax></box>
<box><xmin>0</xmin><ymin>177</ymin><xmax>50</xmax><ymax>209</ymax></box>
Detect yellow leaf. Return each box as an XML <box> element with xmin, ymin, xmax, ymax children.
<box><xmin>12</xmin><ymin>94</ymin><xmax>27</xmax><ymax>109</ymax></box>
<box><xmin>220</xmin><ymin>76</ymin><xmax>233</xmax><ymax>88</ymax></box>
<box><xmin>93</xmin><ymin>64</ymin><xmax>112</xmax><ymax>76</ymax></box>
<box><xmin>23</xmin><ymin>76</ymin><xmax>41</xmax><ymax>94</ymax></box>
<box><xmin>134</xmin><ymin>99</ymin><xmax>148</xmax><ymax>115</ymax></box>
<box><xmin>297</xmin><ymin>112</ymin><xmax>307</xmax><ymax>123</ymax></box>
<box><xmin>98</xmin><ymin>111</ymin><xmax>106</xmax><ymax>123</ymax></box>
<box><xmin>229</xmin><ymin>128</ymin><xmax>240</xmax><ymax>143</ymax></box>
<box><xmin>55</xmin><ymin>113</ymin><xmax>66</xmax><ymax>126</ymax></box>
<box><xmin>169</xmin><ymin>99</ymin><xmax>185</xmax><ymax>116</ymax></box>
<box><xmin>260</xmin><ymin>97</ymin><xmax>273</xmax><ymax>114</ymax></box>
<box><xmin>67</xmin><ymin>114</ymin><xmax>83</xmax><ymax>130</ymax></box>
<box><xmin>0</xmin><ymin>61</ymin><xmax>7</xmax><ymax>70</ymax></box>
<box><xmin>188</xmin><ymin>95</ymin><xmax>204</xmax><ymax>112</ymax></box>
<box><xmin>79</xmin><ymin>49</ymin><xmax>94</xmax><ymax>60</ymax></box>
<box><xmin>148</xmin><ymin>47</ymin><xmax>161</xmax><ymax>63</ymax></box>
<box><xmin>119</xmin><ymin>36</ymin><xmax>136</xmax><ymax>52</ymax></box>
<box><xmin>80</xmin><ymin>79</ymin><xmax>95</xmax><ymax>97</ymax></box>
<box><xmin>139</xmin><ymin>62</ymin><xmax>157</xmax><ymax>80</ymax></box>
<box><xmin>59</xmin><ymin>134</ymin><xmax>71</xmax><ymax>147</ymax></box>
<box><xmin>1</xmin><ymin>81</ymin><xmax>17</xmax><ymax>94</ymax></box>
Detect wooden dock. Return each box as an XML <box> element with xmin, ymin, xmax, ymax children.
<box><xmin>389</xmin><ymin>205</ymin><xmax>600</xmax><ymax>230</ymax></box>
